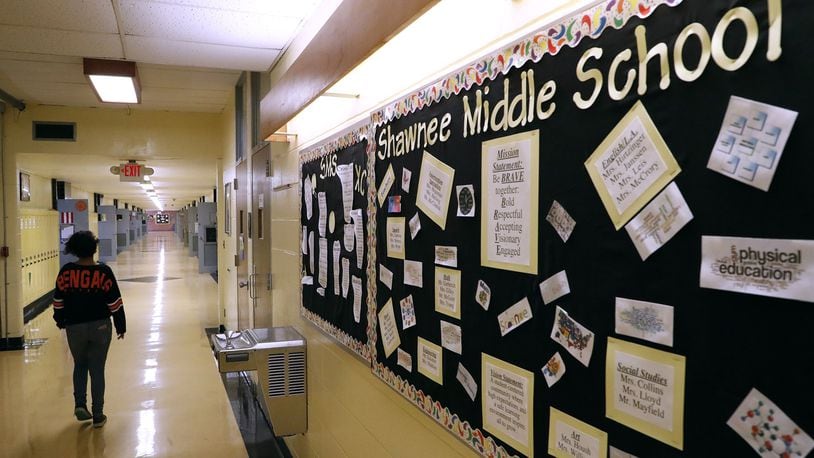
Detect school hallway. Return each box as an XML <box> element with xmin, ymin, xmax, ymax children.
<box><xmin>0</xmin><ymin>232</ymin><xmax>248</xmax><ymax>457</ymax></box>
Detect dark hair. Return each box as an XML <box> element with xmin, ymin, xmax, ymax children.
<box><xmin>64</xmin><ymin>231</ymin><xmax>99</xmax><ymax>258</ymax></box>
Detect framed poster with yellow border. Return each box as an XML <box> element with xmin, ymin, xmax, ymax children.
<box><xmin>481</xmin><ymin>353</ymin><xmax>534</xmax><ymax>457</ymax></box>
<box><xmin>605</xmin><ymin>337</ymin><xmax>686</xmax><ymax>450</ymax></box>
<box><xmin>416</xmin><ymin>151</ymin><xmax>455</xmax><ymax>229</ymax></box>
<box><xmin>385</xmin><ymin>217</ymin><xmax>406</xmax><ymax>259</ymax></box>
<box><xmin>548</xmin><ymin>407</ymin><xmax>608</xmax><ymax>458</ymax></box>
<box><xmin>434</xmin><ymin>267</ymin><xmax>461</xmax><ymax>319</ymax></box>
<box><xmin>584</xmin><ymin>101</ymin><xmax>680</xmax><ymax>230</ymax></box>
<box><xmin>480</xmin><ymin>130</ymin><xmax>539</xmax><ymax>275</ymax></box>
<box><xmin>417</xmin><ymin>337</ymin><xmax>443</xmax><ymax>385</ymax></box>
<box><xmin>377</xmin><ymin>299</ymin><xmax>401</xmax><ymax>359</ymax></box>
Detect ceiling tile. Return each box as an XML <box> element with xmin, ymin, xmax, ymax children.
<box><xmin>0</xmin><ymin>25</ymin><xmax>123</xmax><ymax>58</ymax></box>
<box><xmin>118</xmin><ymin>1</ymin><xmax>301</xmax><ymax>49</ymax></box>
<box><xmin>138</xmin><ymin>65</ymin><xmax>240</xmax><ymax>90</ymax></box>
<box><xmin>125</xmin><ymin>36</ymin><xmax>279</xmax><ymax>71</ymax></box>
<box><xmin>0</xmin><ymin>0</ymin><xmax>118</xmax><ymax>33</ymax></box>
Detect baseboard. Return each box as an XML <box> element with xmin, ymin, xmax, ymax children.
<box><xmin>24</xmin><ymin>289</ymin><xmax>55</xmax><ymax>324</ymax></box>
<box><xmin>0</xmin><ymin>337</ymin><xmax>24</xmax><ymax>351</ymax></box>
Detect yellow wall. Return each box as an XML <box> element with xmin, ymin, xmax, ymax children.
<box><xmin>217</xmin><ymin>89</ymin><xmax>239</xmax><ymax>332</ymax></box>
<box><xmin>19</xmin><ymin>209</ymin><xmax>59</xmax><ymax>305</ymax></box>
<box><xmin>16</xmin><ymin>171</ymin><xmax>102</xmax><ymax>310</ymax></box>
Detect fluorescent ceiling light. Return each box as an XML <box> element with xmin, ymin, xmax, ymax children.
<box><xmin>83</xmin><ymin>58</ymin><xmax>141</xmax><ymax>104</ymax></box>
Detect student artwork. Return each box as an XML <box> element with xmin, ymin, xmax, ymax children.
<box><xmin>624</xmin><ymin>182</ymin><xmax>693</xmax><ymax>261</ymax></box>
<box><xmin>550</xmin><ymin>306</ymin><xmax>594</xmax><ymax>367</ymax></box>
<box><xmin>402</xmin><ymin>167</ymin><xmax>412</xmax><ymax>193</ymax></box>
<box><xmin>475</xmin><ymin>279</ymin><xmax>491</xmax><ymax>311</ymax></box>
<box><xmin>615</xmin><ymin>297</ymin><xmax>674</xmax><ymax>347</ymax></box>
<box><xmin>585</xmin><ymin>101</ymin><xmax>681</xmax><ymax>229</ymax></box>
<box><xmin>700</xmin><ymin>236</ymin><xmax>814</xmax><ymax>303</ymax></box>
<box><xmin>301</xmin><ymin>226</ymin><xmax>308</xmax><ymax>254</ymax></box>
<box><xmin>328</xmin><ymin>211</ymin><xmax>336</xmax><ymax>234</ymax></box>
<box><xmin>707</xmin><ymin>96</ymin><xmax>798</xmax><ymax>191</ymax></box>
<box><xmin>440</xmin><ymin>320</ymin><xmax>462</xmax><ymax>354</ymax></box>
<box><xmin>417</xmin><ymin>151</ymin><xmax>455</xmax><ymax>229</ymax></box>
<box><xmin>606</xmin><ymin>337</ymin><xmax>686</xmax><ymax>450</ymax></box>
<box><xmin>379</xmin><ymin>264</ymin><xmax>393</xmax><ymax>290</ymax></box>
<box><xmin>400</xmin><ymin>295</ymin><xmax>416</xmax><ymax>329</ymax></box>
<box><xmin>542</xmin><ymin>352</ymin><xmax>566</xmax><ymax>388</ymax></box>
<box><xmin>545</xmin><ymin>200</ymin><xmax>576</xmax><ymax>242</ymax></box>
<box><xmin>456</xmin><ymin>185</ymin><xmax>475</xmax><ymax>217</ymax></box>
<box><xmin>727</xmin><ymin>388</ymin><xmax>814</xmax><ymax>457</ymax></box>
<box><xmin>456</xmin><ymin>363</ymin><xmax>478</xmax><ymax>402</ymax></box>
<box><xmin>377</xmin><ymin>164</ymin><xmax>396</xmax><ymax>206</ymax></box>
<box><xmin>387</xmin><ymin>195</ymin><xmax>402</xmax><ymax>213</ymax></box>
<box><xmin>397</xmin><ymin>348</ymin><xmax>412</xmax><ymax>372</ymax></box>
<box><xmin>404</xmin><ymin>260</ymin><xmax>423</xmax><ymax>287</ymax></box>
<box><xmin>409</xmin><ymin>212</ymin><xmax>421</xmax><ymax>239</ymax></box>
<box><xmin>434</xmin><ymin>245</ymin><xmax>457</xmax><ymax>268</ymax></box>
<box><xmin>498</xmin><ymin>297</ymin><xmax>533</xmax><ymax>337</ymax></box>
<box><xmin>539</xmin><ymin>270</ymin><xmax>570</xmax><ymax>305</ymax></box>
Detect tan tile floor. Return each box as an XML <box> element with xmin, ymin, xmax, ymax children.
<box><xmin>0</xmin><ymin>232</ymin><xmax>247</xmax><ymax>458</ymax></box>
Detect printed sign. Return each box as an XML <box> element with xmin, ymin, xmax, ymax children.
<box><xmin>546</xmin><ymin>200</ymin><xmax>576</xmax><ymax>242</ymax></box>
<box><xmin>416</xmin><ymin>151</ymin><xmax>455</xmax><ymax>229</ymax></box>
<box><xmin>624</xmin><ymin>182</ymin><xmax>693</xmax><ymax>261</ymax></box>
<box><xmin>435</xmin><ymin>267</ymin><xmax>461</xmax><ymax>319</ymax></box>
<box><xmin>700</xmin><ymin>236</ymin><xmax>814</xmax><ymax>303</ymax></box>
<box><xmin>549</xmin><ymin>407</ymin><xmax>608</xmax><ymax>458</ymax></box>
<box><xmin>378</xmin><ymin>299</ymin><xmax>401</xmax><ymax>358</ymax></box>
<box><xmin>585</xmin><ymin>101</ymin><xmax>681</xmax><ymax>230</ymax></box>
<box><xmin>386</xmin><ymin>217</ymin><xmax>406</xmax><ymax>259</ymax></box>
<box><xmin>606</xmin><ymin>337</ymin><xmax>686</xmax><ymax>450</ymax></box>
<box><xmin>417</xmin><ymin>337</ymin><xmax>443</xmax><ymax>385</ymax></box>
<box><xmin>615</xmin><ymin>298</ymin><xmax>674</xmax><ymax>347</ymax></box>
<box><xmin>482</xmin><ymin>353</ymin><xmax>535</xmax><ymax>456</ymax></box>
<box><xmin>481</xmin><ymin>130</ymin><xmax>539</xmax><ymax>274</ymax></box>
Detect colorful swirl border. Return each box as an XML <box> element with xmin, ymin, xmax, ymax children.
<box><xmin>370</xmin><ymin>0</ymin><xmax>683</xmax><ymax>126</ymax></box>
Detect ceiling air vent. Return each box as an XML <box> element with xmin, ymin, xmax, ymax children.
<box><xmin>33</xmin><ymin>121</ymin><xmax>76</xmax><ymax>141</ymax></box>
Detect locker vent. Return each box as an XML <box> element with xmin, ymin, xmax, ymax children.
<box><xmin>99</xmin><ymin>239</ymin><xmax>112</xmax><ymax>257</ymax></box>
<box><xmin>267</xmin><ymin>354</ymin><xmax>286</xmax><ymax>397</ymax></box>
<box><xmin>116</xmin><ymin>233</ymin><xmax>126</xmax><ymax>246</ymax></box>
<box><xmin>288</xmin><ymin>352</ymin><xmax>306</xmax><ymax>395</ymax></box>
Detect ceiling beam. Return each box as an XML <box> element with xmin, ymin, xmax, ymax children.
<box><xmin>259</xmin><ymin>0</ymin><xmax>437</xmax><ymax>138</ymax></box>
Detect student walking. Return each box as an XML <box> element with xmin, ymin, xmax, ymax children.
<box><xmin>52</xmin><ymin>231</ymin><xmax>126</xmax><ymax>428</ymax></box>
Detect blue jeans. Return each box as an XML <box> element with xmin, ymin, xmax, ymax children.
<box><xmin>66</xmin><ymin>318</ymin><xmax>112</xmax><ymax>417</ymax></box>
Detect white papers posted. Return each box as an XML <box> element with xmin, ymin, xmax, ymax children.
<box><xmin>539</xmin><ymin>270</ymin><xmax>570</xmax><ymax>305</ymax></box>
<box><xmin>707</xmin><ymin>96</ymin><xmax>798</xmax><ymax>191</ymax></box>
<box><xmin>625</xmin><ymin>182</ymin><xmax>693</xmax><ymax>261</ymax></box>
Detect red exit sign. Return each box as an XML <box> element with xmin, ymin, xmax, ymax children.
<box><xmin>122</xmin><ymin>163</ymin><xmax>141</xmax><ymax>177</ymax></box>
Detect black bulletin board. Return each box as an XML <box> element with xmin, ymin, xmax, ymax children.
<box><xmin>369</xmin><ymin>0</ymin><xmax>814</xmax><ymax>456</ymax></box>
<box><xmin>300</xmin><ymin>127</ymin><xmax>371</xmax><ymax>360</ymax></box>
